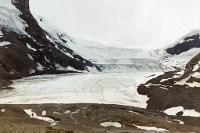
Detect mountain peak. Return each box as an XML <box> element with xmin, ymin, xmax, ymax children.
<box><xmin>11</xmin><ymin>0</ymin><xmax>47</xmax><ymax>40</ymax></box>
<box><xmin>166</xmin><ymin>29</ymin><xmax>200</xmax><ymax>55</ymax></box>
<box><xmin>12</xmin><ymin>0</ymin><xmax>30</xmax><ymax>13</ymax></box>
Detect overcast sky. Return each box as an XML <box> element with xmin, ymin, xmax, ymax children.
<box><xmin>30</xmin><ymin>0</ymin><xmax>200</xmax><ymax>48</ymax></box>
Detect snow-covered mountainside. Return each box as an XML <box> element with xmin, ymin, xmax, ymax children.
<box><xmin>34</xmin><ymin>14</ymin><xmax>200</xmax><ymax>72</ymax></box>
<box><xmin>161</xmin><ymin>29</ymin><xmax>200</xmax><ymax>71</ymax></box>
<box><xmin>0</xmin><ymin>0</ymin><xmax>99</xmax><ymax>83</ymax></box>
<box><xmin>34</xmin><ymin>15</ymin><xmax>164</xmax><ymax>72</ymax></box>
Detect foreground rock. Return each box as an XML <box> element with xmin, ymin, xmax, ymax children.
<box><xmin>0</xmin><ymin>104</ymin><xmax>199</xmax><ymax>133</ymax></box>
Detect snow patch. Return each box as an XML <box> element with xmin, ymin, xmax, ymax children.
<box><xmin>24</xmin><ymin>109</ymin><xmax>57</xmax><ymax>126</ymax></box>
<box><xmin>44</xmin><ymin>56</ymin><xmax>50</xmax><ymax>62</ymax></box>
<box><xmin>176</xmin><ymin>74</ymin><xmax>200</xmax><ymax>87</ymax></box>
<box><xmin>42</xmin><ymin>110</ymin><xmax>46</xmax><ymax>116</ymax></box>
<box><xmin>65</xmin><ymin>110</ymin><xmax>71</xmax><ymax>114</ymax></box>
<box><xmin>0</xmin><ymin>0</ymin><xmax>28</xmax><ymax>35</ymax></box>
<box><xmin>37</xmin><ymin>63</ymin><xmax>44</xmax><ymax>71</ymax></box>
<box><xmin>66</xmin><ymin>66</ymin><xmax>81</xmax><ymax>72</ymax></box>
<box><xmin>193</xmin><ymin>64</ymin><xmax>199</xmax><ymax>71</ymax></box>
<box><xmin>53</xmin><ymin>112</ymin><xmax>61</xmax><ymax>115</ymax></box>
<box><xmin>192</xmin><ymin>72</ymin><xmax>200</xmax><ymax>78</ymax></box>
<box><xmin>0</xmin><ymin>0</ymin><xmax>17</xmax><ymax>10</ymax></box>
<box><xmin>160</xmin><ymin>78</ymin><xmax>172</xmax><ymax>82</ymax></box>
<box><xmin>55</xmin><ymin>45</ymin><xmax>74</xmax><ymax>59</ymax></box>
<box><xmin>187</xmin><ymin>82</ymin><xmax>200</xmax><ymax>87</ymax></box>
<box><xmin>174</xmin><ymin>119</ymin><xmax>184</xmax><ymax>124</ymax></box>
<box><xmin>176</xmin><ymin>71</ymin><xmax>184</xmax><ymax>75</ymax></box>
<box><xmin>0</xmin><ymin>41</ymin><xmax>11</xmax><ymax>46</ymax></box>
<box><xmin>133</xmin><ymin>124</ymin><xmax>168</xmax><ymax>132</ymax></box>
<box><xmin>100</xmin><ymin>122</ymin><xmax>122</xmax><ymax>128</ymax></box>
<box><xmin>0</xmin><ymin>30</ymin><xmax>3</xmax><ymax>36</ymax></box>
<box><xmin>26</xmin><ymin>43</ymin><xmax>37</xmax><ymax>51</ymax></box>
<box><xmin>1</xmin><ymin>109</ymin><xmax>5</xmax><ymax>112</ymax></box>
<box><xmin>175</xmin><ymin>76</ymin><xmax>190</xmax><ymax>86</ymax></box>
<box><xmin>27</xmin><ymin>54</ymin><xmax>33</xmax><ymax>60</ymax></box>
<box><xmin>55</xmin><ymin>63</ymin><xmax>66</xmax><ymax>71</ymax></box>
<box><xmin>164</xmin><ymin>106</ymin><xmax>200</xmax><ymax>117</ymax></box>
<box><xmin>29</xmin><ymin>69</ymin><xmax>35</xmax><ymax>74</ymax></box>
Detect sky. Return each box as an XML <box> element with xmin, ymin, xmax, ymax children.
<box><xmin>30</xmin><ymin>0</ymin><xmax>200</xmax><ymax>48</ymax></box>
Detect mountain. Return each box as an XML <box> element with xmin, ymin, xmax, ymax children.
<box><xmin>33</xmin><ymin>14</ymin><xmax>200</xmax><ymax>73</ymax></box>
<box><xmin>34</xmin><ymin>13</ymin><xmax>200</xmax><ymax>73</ymax></box>
<box><xmin>32</xmin><ymin>15</ymin><xmax>163</xmax><ymax>72</ymax></box>
<box><xmin>0</xmin><ymin>0</ymin><xmax>99</xmax><ymax>84</ymax></box>
<box><xmin>0</xmin><ymin>0</ymin><xmax>199</xmax><ymax>87</ymax></box>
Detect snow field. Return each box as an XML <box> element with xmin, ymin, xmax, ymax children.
<box><xmin>0</xmin><ymin>72</ymin><xmax>162</xmax><ymax>108</ymax></box>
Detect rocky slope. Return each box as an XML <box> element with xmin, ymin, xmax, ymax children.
<box><xmin>0</xmin><ymin>0</ymin><xmax>99</xmax><ymax>87</ymax></box>
<box><xmin>137</xmin><ymin>30</ymin><xmax>200</xmax><ymax>118</ymax></box>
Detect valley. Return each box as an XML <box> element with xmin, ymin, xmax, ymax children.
<box><xmin>0</xmin><ymin>0</ymin><xmax>200</xmax><ymax>132</ymax></box>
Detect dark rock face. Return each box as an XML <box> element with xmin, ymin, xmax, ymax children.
<box><xmin>11</xmin><ymin>0</ymin><xmax>47</xmax><ymax>41</ymax></box>
<box><xmin>166</xmin><ymin>34</ymin><xmax>200</xmax><ymax>55</ymax></box>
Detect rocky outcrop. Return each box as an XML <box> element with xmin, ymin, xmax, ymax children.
<box><xmin>138</xmin><ymin>37</ymin><xmax>200</xmax><ymax>115</ymax></box>
<box><xmin>166</xmin><ymin>34</ymin><xmax>200</xmax><ymax>55</ymax></box>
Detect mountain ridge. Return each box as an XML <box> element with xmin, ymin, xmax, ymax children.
<box><xmin>34</xmin><ymin>13</ymin><xmax>200</xmax><ymax>72</ymax></box>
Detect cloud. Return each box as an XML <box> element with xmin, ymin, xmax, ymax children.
<box><xmin>30</xmin><ymin>0</ymin><xmax>200</xmax><ymax>48</ymax></box>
